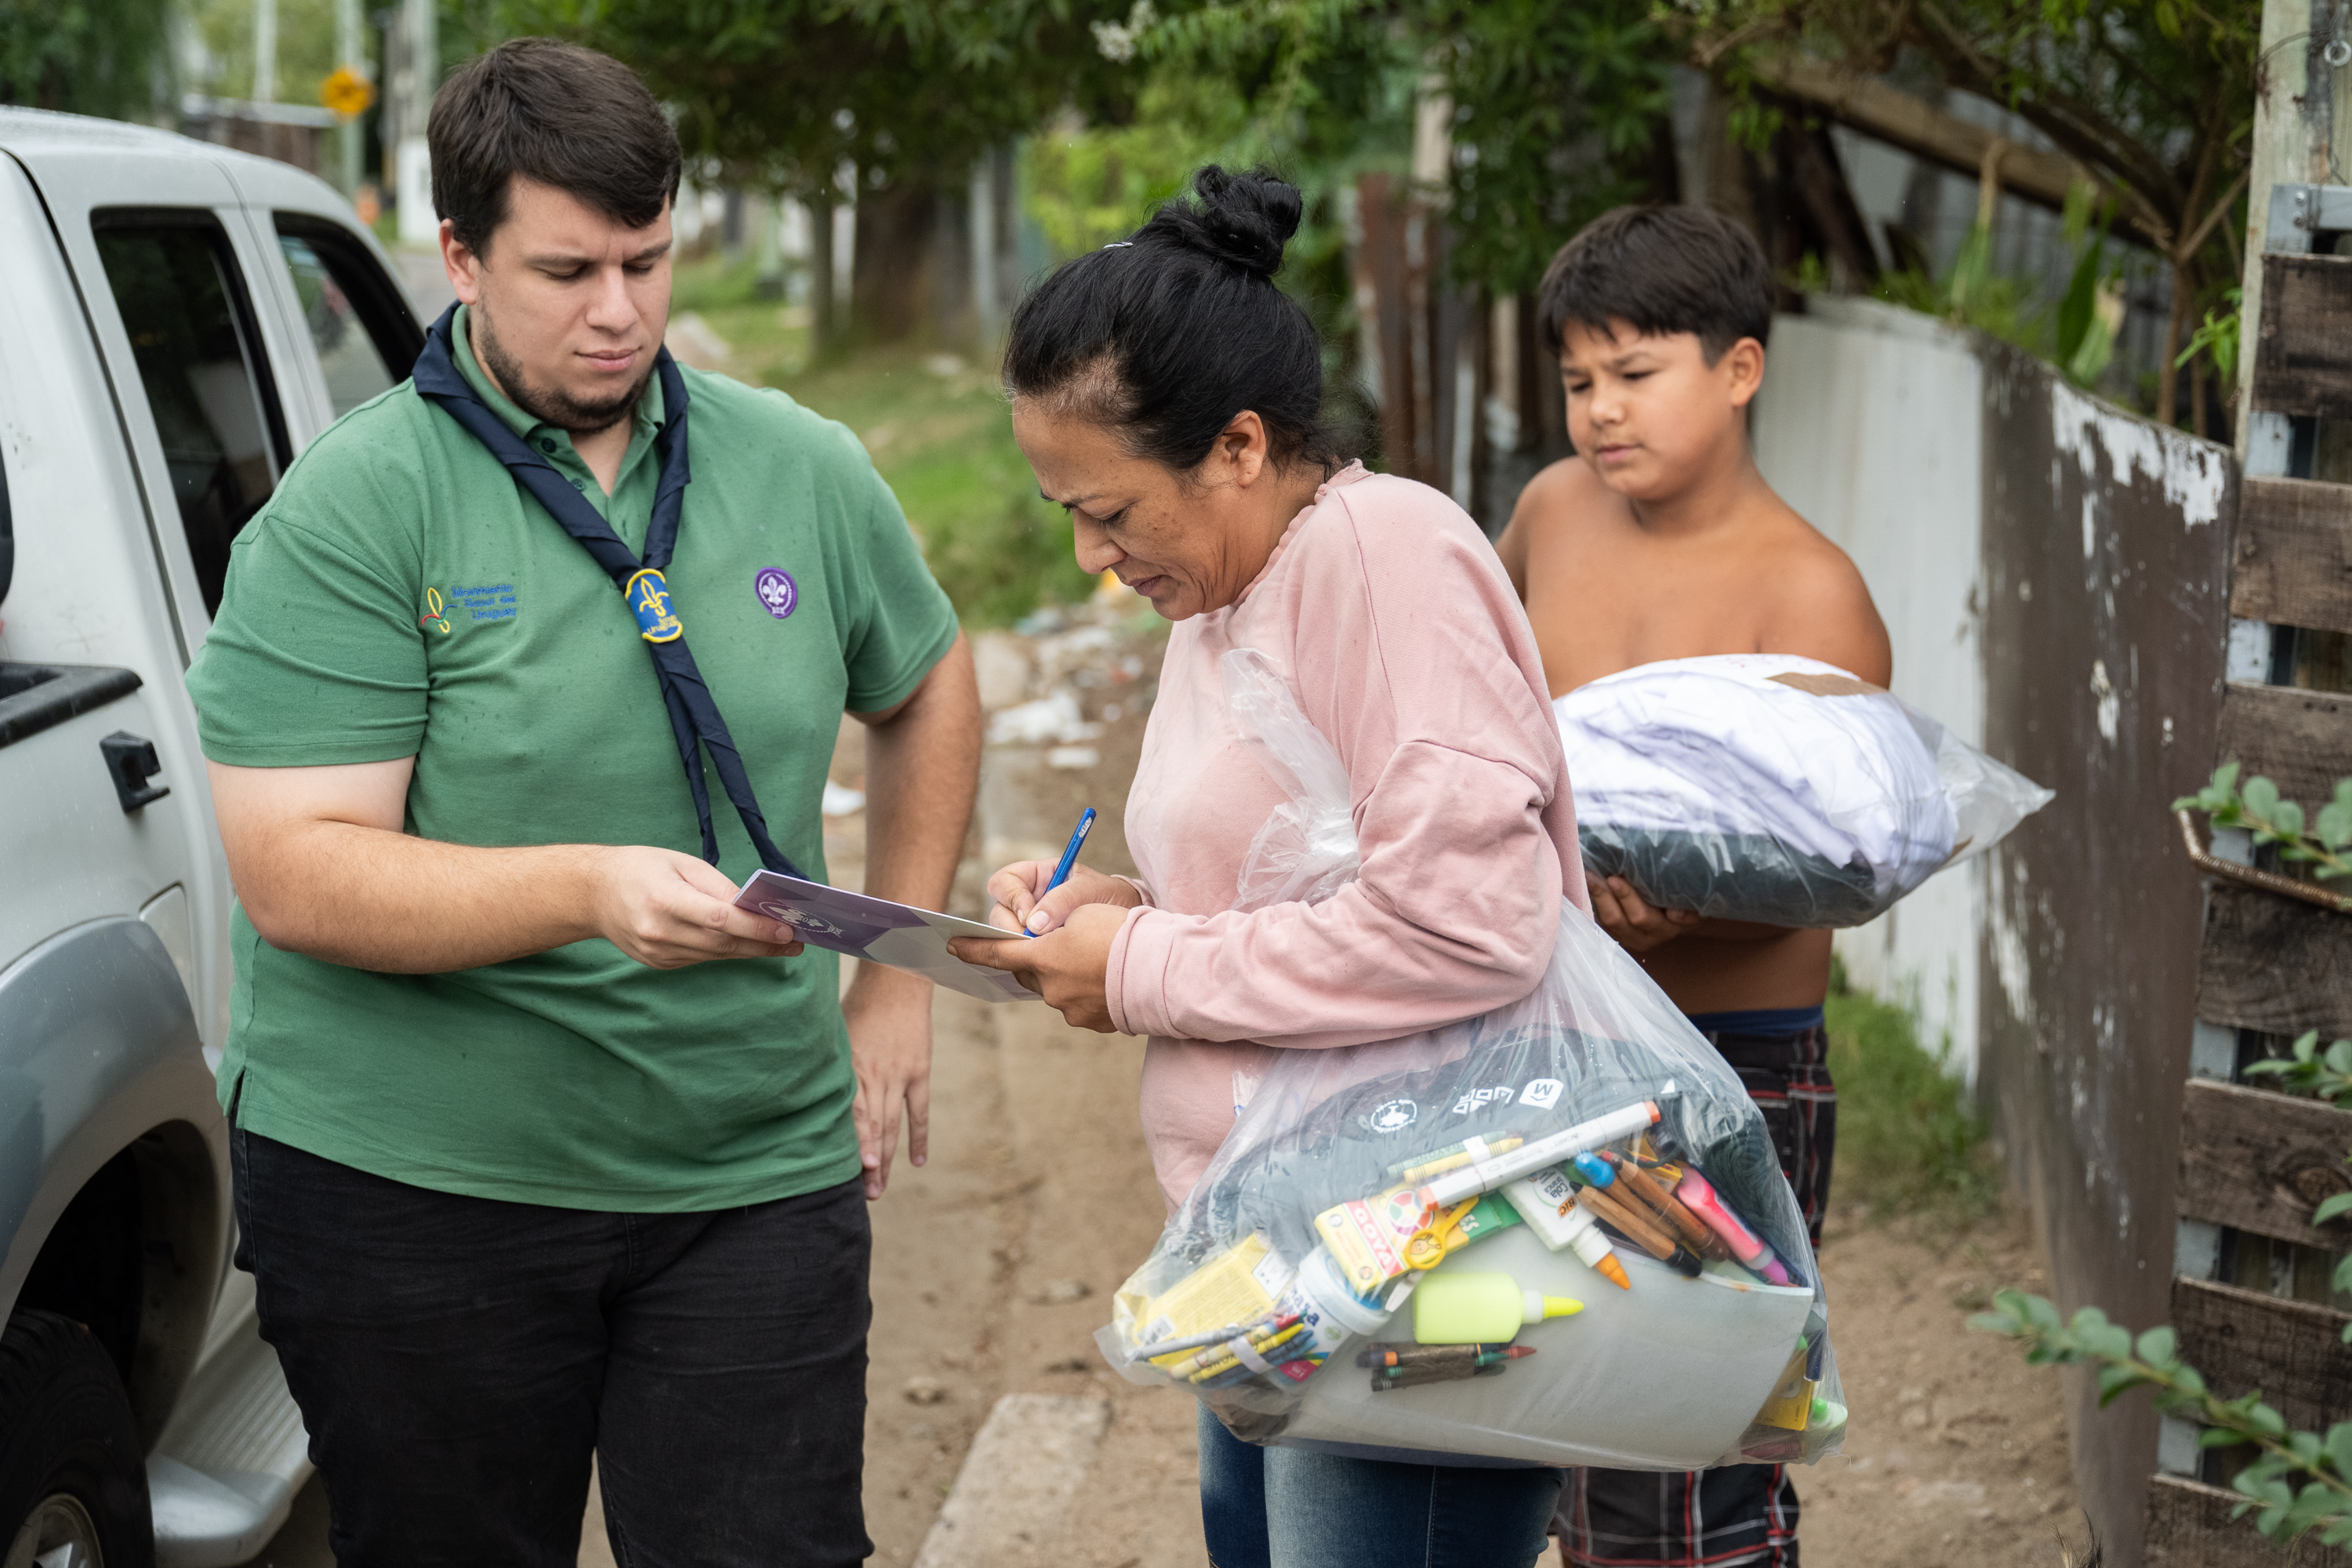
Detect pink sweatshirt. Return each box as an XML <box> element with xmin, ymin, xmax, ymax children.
<box><xmin>1106</xmin><ymin>464</ymin><xmax>1591</xmax><ymax>1208</ymax></box>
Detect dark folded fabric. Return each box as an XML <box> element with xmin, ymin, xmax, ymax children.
<box><xmin>1580</xmin><ymin>825</ymin><xmax>1883</xmax><ymax>928</ymax></box>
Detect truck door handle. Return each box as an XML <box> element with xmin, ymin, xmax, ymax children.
<box><xmin>101</xmin><ymin>730</ymin><xmax>170</xmax><ymax>812</ymax></box>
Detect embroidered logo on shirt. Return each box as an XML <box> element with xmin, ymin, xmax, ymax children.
<box><xmin>418</xmin><ymin>587</ymin><xmax>453</xmax><ymax>634</ymax></box>
<box><xmin>626</xmin><ymin>568</ymin><xmax>684</xmax><ymax>642</ymax></box>
<box><xmin>753</xmin><ymin>566</ymin><xmax>798</xmax><ymax>620</ymax></box>
<box><xmin>445</xmin><ymin>583</ymin><xmax>517</xmax><ymax>623</ymax></box>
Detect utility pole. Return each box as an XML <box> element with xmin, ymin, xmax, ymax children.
<box><xmin>252</xmin><ymin>0</ymin><xmax>278</xmax><ymax>103</ymax></box>
<box><xmin>336</xmin><ymin>0</ymin><xmax>365</xmax><ymax>197</ymax></box>
<box><xmin>396</xmin><ymin>0</ymin><xmax>438</xmax><ymax>245</ymax></box>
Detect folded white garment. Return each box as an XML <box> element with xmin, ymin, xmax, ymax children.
<box><xmin>1555</xmin><ymin>655</ymin><xmax>2053</xmax><ymax>927</ymax></box>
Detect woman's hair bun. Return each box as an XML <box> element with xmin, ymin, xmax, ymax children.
<box><xmin>1143</xmin><ymin>165</ymin><xmax>1301</xmax><ymax>280</ymax></box>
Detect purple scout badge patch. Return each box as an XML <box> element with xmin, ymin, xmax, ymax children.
<box><xmin>753</xmin><ymin>567</ymin><xmax>797</xmax><ymax>619</ymax></box>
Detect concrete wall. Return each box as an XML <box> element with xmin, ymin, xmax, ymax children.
<box><xmin>1976</xmin><ymin>349</ymin><xmax>2233</xmax><ymax>1568</ymax></box>
<box><xmin>1754</xmin><ymin>296</ymin><xmax>1990</xmax><ymax>1076</ymax></box>
<box><xmin>1759</xmin><ymin>299</ymin><xmax>2236</xmax><ymax>1568</ymax></box>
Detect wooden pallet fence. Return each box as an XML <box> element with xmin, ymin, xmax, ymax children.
<box><xmin>2147</xmin><ymin>1472</ymin><xmax>2341</xmax><ymax>1564</ymax></box>
<box><xmin>2197</xmin><ymin>884</ymin><xmax>2352</xmax><ymax>1040</ymax></box>
<box><xmin>2153</xmin><ymin>185</ymin><xmax>2352</xmax><ymax>1558</ymax></box>
<box><xmin>2170</xmin><ymin>1276</ymin><xmax>2352</xmax><ymax>1436</ymax></box>
<box><xmin>2231</xmin><ymin>477</ymin><xmax>2352</xmax><ymax>634</ymax></box>
<box><xmin>2257</xmin><ymin>252</ymin><xmax>2352</xmax><ymax>419</ymax></box>
<box><xmin>2178</xmin><ymin>1080</ymin><xmax>2352</xmax><ymax>1248</ymax></box>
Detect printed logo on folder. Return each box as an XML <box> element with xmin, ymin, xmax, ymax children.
<box><xmin>733</xmin><ymin>870</ymin><xmax>1035</xmax><ymax>1004</ymax></box>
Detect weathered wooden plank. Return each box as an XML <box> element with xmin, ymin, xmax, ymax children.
<box><xmin>2214</xmin><ymin>681</ymin><xmax>2352</xmax><ymax>808</ymax></box>
<box><xmin>2256</xmin><ymin>252</ymin><xmax>2352</xmax><ymax>418</ymax></box>
<box><xmin>2232</xmin><ymin>477</ymin><xmax>2352</xmax><ymax>635</ymax></box>
<box><xmin>2172</xmin><ymin>1276</ymin><xmax>2352</xmax><ymax>1436</ymax></box>
<box><xmin>2198</xmin><ymin>883</ymin><xmax>2352</xmax><ymax>1038</ymax></box>
<box><xmin>2146</xmin><ymin>1473</ymin><xmax>2337</xmax><ymax>1566</ymax></box>
<box><xmin>2177</xmin><ymin>1079</ymin><xmax>2352</xmax><ymax>1247</ymax></box>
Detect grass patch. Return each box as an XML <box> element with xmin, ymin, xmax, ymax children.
<box><xmin>1825</xmin><ymin>966</ymin><xmax>2002</xmax><ymax>1228</ymax></box>
<box><xmin>670</xmin><ymin>257</ymin><xmax>1095</xmax><ymax>627</ymax></box>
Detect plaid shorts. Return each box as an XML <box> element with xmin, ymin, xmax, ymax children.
<box><xmin>1554</xmin><ymin>1022</ymin><xmax>1835</xmax><ymax>1568</ymax></box>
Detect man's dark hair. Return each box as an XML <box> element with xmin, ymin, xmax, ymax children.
<box><xmin>428</xmin><ymin>38</ymin><xmax>681</xmax><ymax>256</ymax></box>
<box><xmin>1004</xmin><ymin>165</ymin><xmax>1354</xmax><ymax>475</ymax></box>
<box><xmin>1536</xmin><ymin>205</ymin><xmax>1773</xmax><ymax>363</ymax></box>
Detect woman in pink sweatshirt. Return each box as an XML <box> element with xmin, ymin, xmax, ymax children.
<box><xmin>950</xmin><ymin>168</ymin><xmax>1588</xmax><ymax>1568</ymax></box>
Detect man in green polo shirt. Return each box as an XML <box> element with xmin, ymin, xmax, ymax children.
<box><xmin>186</xmin><ymin>38</ymin><xmax>978</xmax><ymax>1566</ymax></box>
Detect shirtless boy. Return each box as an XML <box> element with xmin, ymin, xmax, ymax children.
<box><xmin>1495</xmin><ymin>205</ymin><xmax>1891</xmax><ymax>1567</ymax></box>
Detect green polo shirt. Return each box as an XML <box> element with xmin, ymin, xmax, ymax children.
<box><xmin>186</xmin><ymin>307</ymin><xmax>958</xmax><ymax>1210</ymax></box>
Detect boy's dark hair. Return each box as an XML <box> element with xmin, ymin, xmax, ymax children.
<box><xmin>1004</xmin><ymin>165</ymin><xmax>1352</xmax><ymax>475</ymax></box>
<box><xmin>428</xmin><ymin>38</ymin><xmax>681</xmax><ymax>256</ymax></box>
<box><xmin>1536</xmin><ymin>205</ymin><xmax>1773</xmax><ymax>363</ymax></box>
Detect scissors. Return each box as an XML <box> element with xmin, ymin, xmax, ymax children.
<box><xmin>1402</xmin><ymin>1196</ymin><xmax>1483</xmax><ymax>1272</ymax></box>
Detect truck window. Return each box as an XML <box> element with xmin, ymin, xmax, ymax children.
<box><xmin>273</xmin><ymin>218</ymin><xmax>423</xmax><ymax>420</ymax></box>
<box><xmin>93</xmin><ymin>216</ymin><xmax>291</xmax><ymax>617</ymax></box>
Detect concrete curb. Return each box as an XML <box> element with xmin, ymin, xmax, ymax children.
<box><xmin>912</xmin><ymin>1394</ymin><xmax>1113</xmax><ymax>1567</ymax></box>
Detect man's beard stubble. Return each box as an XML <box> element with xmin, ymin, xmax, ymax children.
<box><xmin>472</xmin><ymin>300</ymin><xmax>653</xmax><ymax>437</ymax></box>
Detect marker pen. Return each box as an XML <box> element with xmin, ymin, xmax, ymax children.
<box><xmin>1417</xmin><ymin>1099</ymin><xmax>1662</xmax><ymax>1208</ymax></box>
<box><xmin>1388</xmin><ymin>1134</ymin><xmax>1525</xmax><ymax>1186</ymax></box>
<box><xmin>1675</xmin><ymin>1168</ymin><xmax>1796</xmax><ymax>1286</ymax></box>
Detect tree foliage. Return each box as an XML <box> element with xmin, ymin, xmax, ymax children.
<box><xmin>503</xmin><ymin>0</ymin><xmax>1138</xmax><ymax>196</ymax></box>
<box><xmin>1679</xmin><ymin>0</ymin><xmax>2258</xmax><ymax>390</ymax></box>
<box><xmin>1126</xmin><ymin>0</ymin><xmax>1680</xmax><ymax>295</ymax></box>
<box><xmin>0</xmin><ymin>0</ymin><xmax>174</xmax><ymax>118</ymax></box>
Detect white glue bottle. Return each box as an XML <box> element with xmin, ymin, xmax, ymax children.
<box><xmin>1502</xmin><ymin>1167</ymin><xmax>1632</xmax><ymax>1290</ymax></box>
<box><xmin>1269</xmin><ymin>1247</ymin><xmax>1396</xmax><ymax>1381</ymax></box>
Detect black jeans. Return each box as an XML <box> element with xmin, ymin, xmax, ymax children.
<box><xmin>231</xmin><ymin>1124</ymin><xmax>873</xmax><ymax>1568</ymax></box>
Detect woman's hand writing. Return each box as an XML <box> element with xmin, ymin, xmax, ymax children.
<box><xmin>949</xmin><ymin>903</ymin><xmax>1130</xmax><ymax>1032</ymax></box>
<box><xmin>982</xmin><ymin>859</ymin><xmax>1144</xmax><ymax>935</ymax></box>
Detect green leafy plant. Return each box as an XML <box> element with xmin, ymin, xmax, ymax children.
<box><xmin>2055</xmin><ymin>184</ymin><xmax>2122</xmax><ymax>389</ymax></box>
<box><xmin>2246</xmin><ymin>1031</ymin><xmax>2352</xmax><ymax>1112</ymax></box>
<box><xmin>2176</xmin><ymin>287</ymin><xmax>2244</xmax><ymax>394</ymax></box>
<box><xmin>1974</xmin><ymin>1294</ymin><xmax>2352</xmax><ymax>1551</ymax></box>
<box><xmin>2175</xmin><ymin>763</ymin><xmax>2352</xmax><ymax>882</ymax></box>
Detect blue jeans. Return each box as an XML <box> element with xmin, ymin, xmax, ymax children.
<box><xmin>1198</xmin><ymin>1406</ymin><xmax>1563</xmax><ymax>1568</ymax></box>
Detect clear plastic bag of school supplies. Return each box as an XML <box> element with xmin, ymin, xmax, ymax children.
<box><xmin>1094</xmin><ymin>649</ymin><xmax>1847</xmax><ymax>1470</ymax></box>
<box><xmin>1557</xmin><ymin>654</ymin><xmax>2053</xmax><ymax>928</ymax></box>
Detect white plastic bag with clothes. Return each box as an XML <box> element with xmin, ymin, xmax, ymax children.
<box><xmin>1557</xmin><ymin>654</ymin><xmax>2053</xmax><ymax>927</ymax></box>
<box><xmin>1095</xmin><ymin>649</ymin><xmax>1848</xmax><ymax>1470</ymax></box>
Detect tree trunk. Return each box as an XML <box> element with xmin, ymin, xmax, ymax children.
<box><xmin>851</xmin><ymin>178</ymin><xmax>942</xmax><ymax>347</ymax></box>
<box><xmin>808</xmin><ymin>195</ymin><xmax>834</xmax><ymax>359</ymax></box>
<box><xmin>2159</xmin><ymin>260</ymin><xmax>2190</xmax><ymax>429</ymax></box>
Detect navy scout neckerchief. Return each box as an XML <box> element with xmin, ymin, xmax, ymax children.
<box><xmin>412</xmin><ymin>304</ymin><xmax>807</xmax><ymax>880</ymax></box>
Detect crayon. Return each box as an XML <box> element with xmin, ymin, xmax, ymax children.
<box><xmin>1417</xmin><ymin>1100</ymin><xmax>1663</xmax><ymax>1208</ymax></box>
<box><xmin>1185</xmin><ymin>1321</ymin><xmax>1309</xmax><ymax>1384</ymax></box>
<box><xmin>1388</xmin><ymin>1134</ymin><xmax>1525</xmax><ymax>1186</ymax></box>
<box><xmin>1356</xmin><ymin>1342</ymin><xmax>1535</xmax><ymax>1370</ymax></box>
<box><xmin>1575</xmin><ymin>1186</ymin><xmax>1704</xmax><ymax>1277</ymax></box>
<box><xmin>1601</xmin><ymin>1151</ymin><xmax>1724</xmax><ymax>1258</ymax></box>
<box><xmin>1378</xmin><ymin>1349</ymin><xmax>1530</xmax><ymax>1378</ymax></box>
<box><xmin>1369</xmin><ymin>1361</ymin><xmax>1510</xmax><ymax>1392</ymax></box>
<box><xmin>1163</xmin><ymin>1316</ymin><xmax>1303</xmax><ymax>1377</ymax></box>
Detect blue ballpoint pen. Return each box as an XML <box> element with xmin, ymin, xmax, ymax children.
<box><xmin>1030</xmin><ymin>807</ymin><xmax>1098</xmax><ymax>932</ymax></box>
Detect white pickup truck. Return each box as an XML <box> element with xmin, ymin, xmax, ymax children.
<box><xmin>0</xmin><ymin>106</ymin><xmax>425</xmax><ymax>1566</ymax></box>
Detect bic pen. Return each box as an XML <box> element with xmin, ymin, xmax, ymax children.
<box><xmin>1028</xmin><ymin>807</ymin><xmax>1097</xmax><ymax>933</ymax></box>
